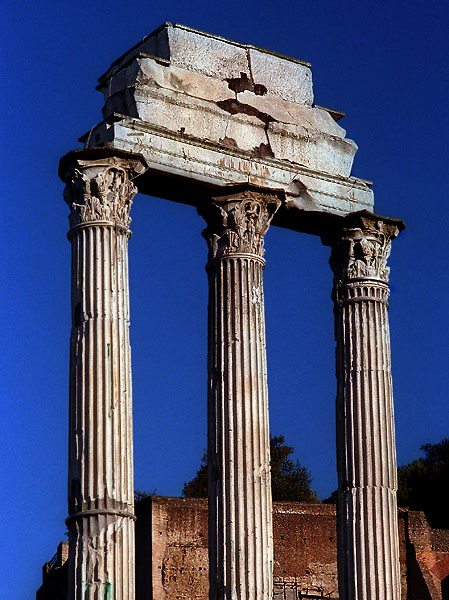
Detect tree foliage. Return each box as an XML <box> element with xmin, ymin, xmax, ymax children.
<box><xmin>269</xmin><ymin>435</ymin><xmax>317</xmax><ymax>502</ymax></box>
<box><xmin>397</xmin><ymin>437</ymin><xmax>449</xmax><ymax>529</ymax></box>
<box><xmin>323</xmin><ymin>437</ymin><xmax>449</xmax><ymax>522</ymax></box>
<box><xmin>322</xmin><ymin>489</ymin><xmax>338</xmax><ymax>505</ymax></box>
<box><xmin>182</xmin><ymin>435</ymin><xmax>318</xmax><ymax>502</ymax></box>
<box><xmin>182</xmin><ymin>453</ymin><xmax>208</xmax><ymax>498</ymax></box>
<box><xmin>134</xmin><ymin>489</ymin><xmax>157</xmax><ymax>502</ymax></box>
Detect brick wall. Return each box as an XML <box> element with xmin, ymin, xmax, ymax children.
<box><xmin>272</xmin><ymin>502</ymin><xmax>338</xmax><ymax>596</ymax></box>
<box><xmin>37</xmin><ymin>499</ymin><xmax>449</xmax><ymax>599</ymax></box>
<box><xmin>135</xmin><ymin>497</ymin><xmax>449</xmax><ymax>600</ymax></box>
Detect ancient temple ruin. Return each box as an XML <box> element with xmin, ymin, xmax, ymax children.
<box><xmin>52</xmin><ymin>23</ymin><xmax>414</xmax><ymax>600</ymax></box>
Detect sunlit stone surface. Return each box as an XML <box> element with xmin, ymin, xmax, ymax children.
<box><xmin>57</xmin><ymin>24</ymin><xmax>405</xmax><ymax>600</ymax></box>
<box><xmin>200</xmin><ymin>188</ymin><xmax>281</xmax><ymax>600</ymax></box>
<box><xmin>81</xmin><ymin>23</ymin><xmax>373</xmax><ymax>221</ymax></box>
<box><xmin>60</xmin><ymin>149</ymin><xmax>146</xmax><ymax>600</ymax></box>
<box><xmin>323</xmin><ymin>213</ymin><xmax>405</xmax><ymax>600</ymax></box>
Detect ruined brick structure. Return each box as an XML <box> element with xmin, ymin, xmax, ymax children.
<box><xmin>38</xmin><ymin>497</ymin><xmax>449</xmax><ymax>600</ymax></box>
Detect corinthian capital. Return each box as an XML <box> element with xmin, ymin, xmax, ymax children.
<box><xmin>200</xmin><ymin>188</ymin><xmax>282</xmax><ymax>260</ymax></box>
<box><xmin>59</xmin><ymin>149</ymin><xmax>147</xmax><ymax>230</ymax></box>
<box><xmin>326</xmin><ymin>213</ymin><xmax>404</xmax><ymax>284</ymax></box>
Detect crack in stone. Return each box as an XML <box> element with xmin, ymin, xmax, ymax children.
<box><xmin>216</xmin><ymin>98</ymin><xmax>275</xmax><ymax>125</ymax></box>
<box><xmin>216</xmin><ymin>98</ymin><xmax>276</xmax><ymax>158</ymax></box>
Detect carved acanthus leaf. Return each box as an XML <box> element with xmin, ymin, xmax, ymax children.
<box><xmin>203</xmin><ymin>192</ymin><xmax>281</xmax><ymax>260</ymax></box>
<box><xmin>64</xmin><ymin>166</ymin><xmax>137</xmax><ymax>229</ymax></box>
<box><xmin>330</xmin><ymin>221</ymin><xmax>395</xmax><ymax>284</ymax></box>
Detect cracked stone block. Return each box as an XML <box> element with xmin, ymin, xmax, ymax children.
<box><xmin>86</xmin><ymin>23</ymin><xmax>374</xmax><ymax>218</ymax></box>
<box><xmin>164</xmin><ymin>25</ymin><xmax>251</xmax><ymax>80</ymax></box>
<box><xmin>247</xmin><ymin>47</ymin><xmax>313</xmax><ymax>105</ymax></box>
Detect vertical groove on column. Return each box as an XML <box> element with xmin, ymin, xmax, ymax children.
<box><xmin>63</xmin><ymin>156</ymin><xmax>144</xmax><ymax>600</ymax></box>
<box><xmin>249</xmin><ymin>260</ymin><xmax>260</xmax><ymax>598</ymax></box>
<box><xmin>69</xmin><ymin>225</ymin><xmax>135</xmax><ymax>600</ymax></box>
<box><xmin>202</xmin><ymin>190</ymin><xmax>280</xmax><ymax>600</ymax></box>
<box><xmin>257</xmin><ymin>261</ymin><xmax>273</xmax><ymax>598</ymax></box>
<box><xmin>208</xmin><ymin>256</ymin><xmax>273</xmax><ymax>600</ymax></box>
<box><xmin>327</xmin><ymin>216</ymin><xmax>403</xmax><ymax>600</ymax></box>
<box><xmin>340</xmin><ymin>291</ymin><xmax>401</xmax><ymax>599</ymax></box>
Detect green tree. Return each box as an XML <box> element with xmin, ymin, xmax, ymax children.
<box><xmin>134</xmin><ymin>489</ymin><xmax>157</xmax><ymax>502</ymax></box>
<box><xmin>182</xmin><ymin>435</ymin><xmax>318</xmax><ymax>502</ymax></box>
<box><xmin>182</xmin><ymin>453</ymin><xmax>208</xmax><ymax>498</ymax></box>
<box><xmin>322</xmin><ymin>489</ymin><xmax>338</xmax><ymax>505</ymax></box>
<box><xmin>270</xmin><ymin>435</ymin><xmax>318</xmax><ymax>502</ymax></box>
<box><xmin>397</xmin><ymin>437</ymin><xmax>449</xmax><ymax>529</ymax></box>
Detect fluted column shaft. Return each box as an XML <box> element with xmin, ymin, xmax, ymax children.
<box><xmin>325</xmin><ymin>213</ymin><xmax>404</xmax><ymax>600</ymax></box>
<box><xmin>61</xmin><ymin>151</ymin><xmax>146</xmax><ymax>600</ymax></box>
<box><xmin>200</xmin><ymin>189</ymin><xmax>281</xmax><ymax>600</ymax></box>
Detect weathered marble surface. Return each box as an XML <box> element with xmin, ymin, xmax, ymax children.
<box><xmin>323</xmin><ymin>213</ymin><xmax>405</xmax><ymax>600</ymax></box>
<box><xmin>61</xmin><ymin>149</ymin><xmax>147</xmax><ymax>600</ymax></box>
<box><xmin>80</xmin><ymin>23</ymin><xmax>373</xmax><ymax>218</ymax></box>
<box><xmin>200</xmin><ymin>188</ymin><xmax>281</xmax><ymax>600</ymax></box>
<box><xmin>58</xmin><ymin>24</ymin><xmax>408</xmax><ymax>600</ymax></box>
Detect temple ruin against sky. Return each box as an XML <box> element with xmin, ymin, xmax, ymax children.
<box><xmin>57</xmin><ymin>23</ymin><xmax>406</xmax><ymax>600</ymax></box>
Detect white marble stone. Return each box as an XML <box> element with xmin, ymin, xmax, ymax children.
<box><xmin>88</xmin><ymin>24</ymin><xmax>373</xmax><ymax>218</ymax></box>
<box><xmin>82</xmin><ymin>115</ymin><xmax>372</xmax><ymax>218</ymax></box>
<box><xmin>98</xmin><ymin>23</ymin><xmax>312</xmax><ymax>101</ymax></box>
<box><xmin>61</xmin><ymin>149</ymin><xmax>146</xmax><ymax>600</ymax></box>
<box><xmin>247</xmin><ymin>47</ymin><xmax>313</xmax><ymax>105</ymax></box>
<box><xmin>200</xmin><ymin>189</ymin><xmax>280</xmax><ymax>600</ymax></box>
<box><xmin>165</xmin><ymin>25</ymin><xmax>251</xmax><ymax>80</ymax></box>
<box><xmin>236</xmin><ymin>91</ymin><xmax>346</xmax><ymax>136</ymax></box>
<box><xmin>98</xmin><ymin>54</ymin><xmax>355</xmax><ymax>180</ymax></box>
<box><xmin>324</xmin><ymin>214</ymin><xmax>404</xmax><ymax>600</ymax></box>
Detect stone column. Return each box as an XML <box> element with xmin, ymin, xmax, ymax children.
<box><xmin>323</xmin><ymin>213</ymin><xmax>404</xmax><ymax>600</ymax></box>
<box><xmin>60</xmin><ymin>149</ymin><xmax>146</xmax><ymax>600</ymax></box>
<box><xmin>199</xmin><ymin>188</ymin><xmax>281</xmax><ymax>600</ymax></box>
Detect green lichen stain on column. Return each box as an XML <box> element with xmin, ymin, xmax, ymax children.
<box><xmin>103</xmin><ymin>582</ymin><xmax>112</xmax><ymax>599</ymax></box>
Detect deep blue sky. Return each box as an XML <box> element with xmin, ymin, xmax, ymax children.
<box><xmin>1</xmin><ymin>1</ymin><xmax>448</xmax><ymax>597</ymax></box>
